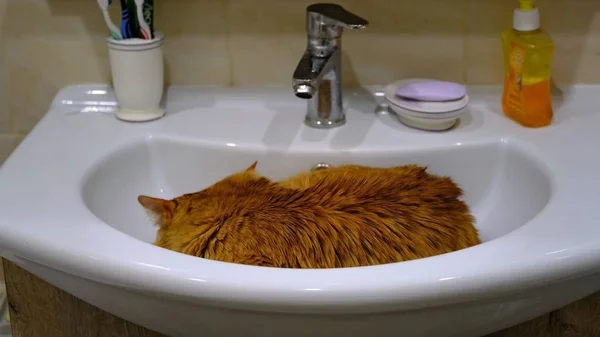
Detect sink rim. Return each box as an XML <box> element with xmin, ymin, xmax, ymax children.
<box><xmin>1</xmin><ymin>84</ymin><xmax>600</xmax><ymax>314</ymax></box>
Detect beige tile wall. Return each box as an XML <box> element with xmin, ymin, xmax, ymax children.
<box><xmin>0</xmin><ymin>0</ymin><xmax>599</xmax><ymax>162</ymax></box>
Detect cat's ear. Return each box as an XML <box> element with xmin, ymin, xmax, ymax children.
<box><xmin>138</xmin><ymin>195</ymin><xmax>176</xmax><ymax>224</ymax></box>
<box><xmin>245</xmin><ymin>161</ymin><xmax>258</xmax><ymax>172</ymax></box>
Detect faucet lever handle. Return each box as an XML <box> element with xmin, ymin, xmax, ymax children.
<box><xmin>307</xmin><ymin>3</ymin><xmax>368</xmax><ymax>29</ymax></box>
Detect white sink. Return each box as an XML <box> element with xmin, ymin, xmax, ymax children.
<box><xmin>1</xmin><ymin>84</ymin><xmax>600</xmax><ymax>337</ymax></box>
<box><xmin>83</xmin><ymin>135</ymin><xmax>551</xmax><ymax>244</ymax></box>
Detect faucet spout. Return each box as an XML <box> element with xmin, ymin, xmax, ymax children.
<box><xmin>291</xmin><ymin>3</ymin><xmax>367</xmax><ymax>129</ymax></box>
<box><xmin>292</xmin><ymin>50</ymin><xmax>322</xmax><ymax>99</ymax></box>
<box><xmin>293</xmin><ymin>49</ymin><xmax>342</xmax><ymax>127</ymax></box>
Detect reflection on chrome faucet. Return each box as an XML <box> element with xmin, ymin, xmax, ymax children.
<box><xmin>292</xmin><ymin>3</ymin><xmax>368</xmax><ymax>129</ymax></box>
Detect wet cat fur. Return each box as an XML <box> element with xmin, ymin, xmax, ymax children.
<box><xmin>138</xmin><ymin>162</ymin><xmax>481</xmax><ymax>268</ymax></box>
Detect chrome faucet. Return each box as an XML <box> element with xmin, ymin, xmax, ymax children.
<box><xmin>292</xmin><ymin>3</ymin><xmax>368</xmax><ymax>129</ymax></box>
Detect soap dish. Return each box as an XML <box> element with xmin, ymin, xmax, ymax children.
<box><xmin>384</xmin><ymin>79</ymin><xmax>469</xmax><ymax>131</ymax></box>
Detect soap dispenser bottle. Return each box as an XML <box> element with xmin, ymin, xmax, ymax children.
<box><xmin>502</xmin><ymin>0</ymin><xmax>554</xmax><ymax>128</ymax></box>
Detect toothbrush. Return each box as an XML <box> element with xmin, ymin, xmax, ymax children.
<box><xmin>120</xmin><ymin>0</ymin><xmax>133</xmax><ymax>39</ymax></box>
<box><xmin>134</xmin><ymin>0</ymin><xmax>152</xmax><ymax>39</ymax></box>
<box><xmin>97</xmin><ymin>0</ymin><xmax>122</xmax><ymax>40</ymax></box>
<box><xmin>143</xmin><ymin>0</ymin><xmax>155</xmax><ymax>39</ymax></box>
<box><xmin>120</xmin><ymin>0</ymin><xmax>142</xmax><ymax>39</ymax></box>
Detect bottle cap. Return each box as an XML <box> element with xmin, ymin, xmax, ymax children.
<box><xmin>514</xmin><ymin>7</ymin><xmax>540</xmax><ymax>31</ymax></box>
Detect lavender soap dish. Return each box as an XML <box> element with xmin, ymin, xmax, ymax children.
<box><xmin>384</xmin><ymin>79</ymin><xmax>470</xmax><ymax>131</ymax></box>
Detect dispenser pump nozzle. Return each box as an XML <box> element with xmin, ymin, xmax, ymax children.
<box><xmin>519</xmin><ymin>0</ymin><xmax>534</xmax><ymax>11</ymax></box>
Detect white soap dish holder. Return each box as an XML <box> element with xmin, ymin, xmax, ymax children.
<box><xmin>384</xmin><ymin>79</ymin><xmax>470</xmax><ymax>131</ymax></box>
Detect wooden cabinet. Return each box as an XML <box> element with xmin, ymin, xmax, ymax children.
<box><xmin>3</xmin><ymin>259</ymin><xmax>599</xmax><ymax>337</ymax></box>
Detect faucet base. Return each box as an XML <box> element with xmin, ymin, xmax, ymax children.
<box><xmin>304</xmin><ymin>115</ymin><xmax>346</xmax><ymax>129</ymax></box>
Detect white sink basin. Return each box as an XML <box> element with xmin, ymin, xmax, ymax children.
<box><xmin>83</xmin><ymin>136</ymin><xmax>551</xmax><ymax>244</ymax></box>
<box><xmin>1</xmin><ymin>84</ymin><xmax>600</xmax><ymax>337</ymax></box>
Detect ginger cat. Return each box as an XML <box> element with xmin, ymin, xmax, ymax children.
<box><xmin>138</xmin><ymin>162</ymin><xmax>480</xmax><ymax>268</ymax></box>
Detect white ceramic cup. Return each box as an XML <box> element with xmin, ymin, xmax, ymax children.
<box><xmin>107</xmin><ymin>32</ymin><xmax>165</xmax><ymax>122</ymax></box>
